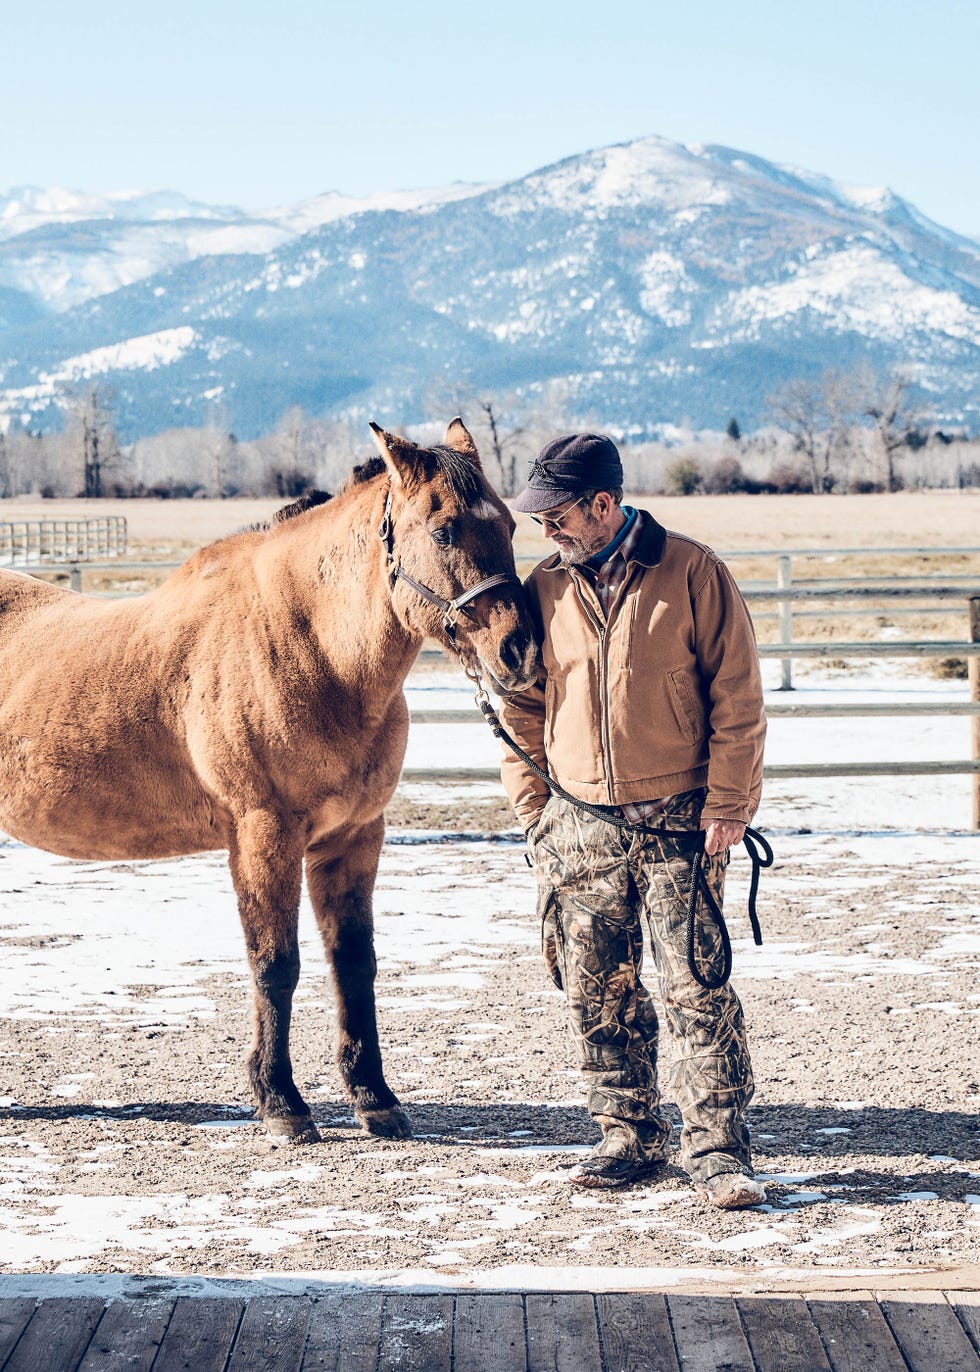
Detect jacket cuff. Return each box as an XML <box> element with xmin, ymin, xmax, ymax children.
<box><xmin>701</xmin><ymin>803</ymin><xmax>755</xmax><ymax>824</ymax></box>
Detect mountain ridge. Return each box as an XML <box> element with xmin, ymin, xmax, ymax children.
<box><xmin>1</xmin><ymin>134</ymin><xmax>978</xmax><ymax>440</ymax></box>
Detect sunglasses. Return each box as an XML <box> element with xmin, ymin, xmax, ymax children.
<box><xmin>530</xmin><ymin>496</ymin><xmax>589</xmax><ymax>530</ymax></box>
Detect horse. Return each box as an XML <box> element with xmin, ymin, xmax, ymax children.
<box><xmin>0</xmin><ymin>419</ymin><xmax>538</xmax><ymax>1144</ymax></box>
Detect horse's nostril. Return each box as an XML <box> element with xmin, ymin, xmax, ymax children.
<box><xmin>499</xmin><ymin>630</ymin><xmax>526</xmax><ymax>674</ymax></box>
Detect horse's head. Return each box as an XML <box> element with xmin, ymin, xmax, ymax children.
<box><xmin>370</xmin><ymin>418</ymin><xmax>539</xmax><ymax>693</ymax></box>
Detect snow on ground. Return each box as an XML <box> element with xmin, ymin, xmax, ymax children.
<box><xmin>404</xmin><ymin>659</ymin><xmax>979</xmax><ymax>833</ymax></box>
<box><xmin>0</xmin><ymin>662</ymin><xmax>978</xmax><ymax>1286</ymax></box>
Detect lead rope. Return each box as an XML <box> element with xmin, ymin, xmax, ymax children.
<box><xmin>465</xmin><ymin>665</ymin><xmax>772</xmax><ymax>991</ymax></box>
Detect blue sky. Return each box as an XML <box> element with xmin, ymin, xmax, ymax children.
<box><xmin>5</xmin><ymin>0</ymin><xmax>978</xmax><ymax>235</ymax></box>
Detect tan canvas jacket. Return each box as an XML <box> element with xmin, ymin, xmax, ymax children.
<box><xmin>500</xmin><ymin>510</ymin><xmax>766</xmax><ymax>832</ymax></box>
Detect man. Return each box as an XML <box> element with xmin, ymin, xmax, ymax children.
<box><xmin>500</xmin><ymin>433</ymin><xmax>767</xmax><ymax>1208</ymax></box>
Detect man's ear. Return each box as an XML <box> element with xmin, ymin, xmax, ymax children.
<box><xmin>443</xmin><ymin>416</ymin><xmax>483</xmax><ymax>470</ymax></box>
<box><xmin>369</xmin><ymin>422</ymin><xmax>419</xmax><ymax>488</ymax></box>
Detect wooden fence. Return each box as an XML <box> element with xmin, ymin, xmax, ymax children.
<box><xmin>409</xmin><ymin>583</ymin><xmax>980</xmax><ymax>829</ymax></box>
<box><xmin>12</xmin><ymin>548</ymin><xmax>980</xmax><ymax>826</ymax></box>
<box><xmin>0</xmin><ymin>517</ymin><xmax>127</xmax><ymax>566</ymax></box>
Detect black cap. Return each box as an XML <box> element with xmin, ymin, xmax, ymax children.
<box><xmin>512</xmin><ymin>433</ymin><xmax>624</xmax><ymax>513</ymax></box>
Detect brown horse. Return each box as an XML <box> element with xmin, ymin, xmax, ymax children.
<box><xmin>0</xmin><ymin>420</ymin><xmax>537</xmax><ymax>1143</ymax></box>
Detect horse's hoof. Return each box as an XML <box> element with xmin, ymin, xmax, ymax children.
<box><xmin>356</xmin><ymin>1105</ymin><xmax>413</xmax><ymax>1139</ymax></box>
<box><xmin>265</xmin><ymin>1114</ymin><xmax>321</xmax><ymax>1146</ymax></box>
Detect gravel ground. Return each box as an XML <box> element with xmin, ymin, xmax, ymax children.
<box><xmin>1</xmin><ymin>825</ymin><xmax>978</xmax><ymax>1287</ymax></box>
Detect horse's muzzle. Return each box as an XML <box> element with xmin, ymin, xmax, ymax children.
<box><xmin>481</xmin><ymin>627</ymin><xmax>539</xmax><ymax>694</ymax></box>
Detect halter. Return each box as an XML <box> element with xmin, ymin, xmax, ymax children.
<box><xmin>377</xmin><ymin>486</ymin><xmax>519</xmax><ymax>647</ymax></box>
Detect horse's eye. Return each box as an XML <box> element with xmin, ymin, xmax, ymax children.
<box><xmin>430</xmin><ymin>523</ymin><xmax>455</xmax><ymax>547</ymax></box>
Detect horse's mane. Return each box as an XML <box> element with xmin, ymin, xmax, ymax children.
<box><xmin>242</xmin><ymin>443</ymin><xmax>483</xmax><ymax>537</ymax></box>
<box><xmin>339</xmin><ymin>446</ymin><xmax>483</xmax><ymax>504</ymax></box>
<box><xmin>271</xmin><ymin>489</ymin><xmax>333</xmax><ymax>523</ymax></box>
<box><xmin>240</xmin><ymin>489</ymin><xmax>332</xmax><ymax>533</ymax></box>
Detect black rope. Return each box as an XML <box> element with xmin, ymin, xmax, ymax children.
<box><xmin>475</xmin><ymin>694</ymin><xmax>773</xmax><ymax>991</ymax></box>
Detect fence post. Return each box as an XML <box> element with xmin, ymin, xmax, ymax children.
<box><xmin>777</xmin><ymin>554</ymin><xmax>794</xmax><ymax>690</ymax></box>
<box><xmin>966</xmin><ymin>598</ymin><xmax>971</xmax><ymax>823</ymax></box>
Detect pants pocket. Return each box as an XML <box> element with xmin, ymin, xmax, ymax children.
<box><xmin>538</xmin><ymin>884</ymin><xmax>564</xmax><ymax>990</ymax></box>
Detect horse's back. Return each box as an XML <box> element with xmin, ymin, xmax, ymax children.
<box><xmin>0</xmin><ymin>566</ymin><xmax>71</xmax><ymax>618</ymax></box>
<box><xmin>0</xmin><ymin>570</ymin><xmax>229</xmax><ymax>861</ymax></box>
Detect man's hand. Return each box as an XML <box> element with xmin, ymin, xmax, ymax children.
<box><xmin>701</xmin><ymin>818</ymin><xmax>746</xmax><ymax>855</ymax></box>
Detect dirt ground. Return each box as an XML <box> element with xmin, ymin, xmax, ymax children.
<box><xmin>1</xmin><ymin>491</ymin><xmax>978</xmax><ymax>1286</ymax></box>
<box><xmin>0</xmin><ymin>827</ymin><xmax>978</xmax><ymax>1287</ymax></box>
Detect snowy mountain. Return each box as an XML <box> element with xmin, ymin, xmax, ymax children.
<box><xmin>1</xmin><ymin>136</ymin><xmax>978</xmax><ymax>440</ymax></box>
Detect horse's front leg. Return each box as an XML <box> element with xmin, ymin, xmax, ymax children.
<box><xmin>229</xmin><ymin>810</ymin><xmax>319</xmax><ymax>1144</ymax></box>
<box><xmin>306</xmin><ymin>818</ymin><xmax>411</xmax><ymax>1139</ymax></box>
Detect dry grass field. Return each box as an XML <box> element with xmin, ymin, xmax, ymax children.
<box><xmin>4</xmin><ymin>490</ymin><xmax>980</xmax><ymax>646</ymax></box>
<box><xmin>4</xmin><ymin>488</ymin><xmax>979</xmax><ymax>557</ymax></box>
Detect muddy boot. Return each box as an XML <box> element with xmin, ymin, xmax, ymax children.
<box><xmin>697</xmin><ymin>1170</ymin><xmax>767</xmax><ymax>1209</ymax></box>
<box><xmin>568</xmin><ymin>1124</ymin><xmax>667</xmax><ymax>1190</ymax></box>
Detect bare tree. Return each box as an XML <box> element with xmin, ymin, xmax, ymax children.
<box><xmin>473</xmin><ymin>396</ymin><xmax>529</xmax><ymax>496</ymax></box>
<box><xmin>858</xmin><ymin>367</ymin><xmax>915</xmax><ymax>492</ymax></box>
<box><xmin>423</xmin><ymin>383</ymin><xmax>537</xmax><ymax>495</ymax></box>
<box><xmin>68</xmin><ymin>385</ymin><xmax>121</xmax><ymax>498</ymax></box>
<box><xmin>767</xmin><ymin>370</ymin><xmax>859</xmax><ymax>493</ymax></box>
<box><xmin>203</xmin><ymin>404</ymin><xmax>239</xmax><ymax>497</ymax></box>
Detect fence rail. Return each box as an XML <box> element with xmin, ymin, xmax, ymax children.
<box><xmin>409</xmin><ymin>583</ymin><xmax>980</xmax><ymax>828</ymax></box>
<box><xmin>0</xmin><ymin>518</ymin><xmax>127</xmax><ymax>566</ymax></box>
<box><xmin>10</xmin><ymin>549</ymin><xmax>980</xmax><ymax>825</ymax></box>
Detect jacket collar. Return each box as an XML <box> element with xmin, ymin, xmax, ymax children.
<box><xmin>539</xmin><ymin>507</ymin><xmax>667</xmax><ymax>573</ymax></box>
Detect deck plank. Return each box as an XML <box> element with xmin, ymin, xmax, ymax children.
<box><xmin>454</xmin><ymin>1293</ymin><xmax>527</xmax><ymax>1372</ymax></box>
<box><xmin>225</xmin><ymin>1296</ymin><xmax>312</xmax><ymax>1372</ymax></box>
<box><xmin>666</xmin><ymin>1294</ymin><xmax>753</xmax><ymax>1372</ymax></box>
<box><xmin>877</xmin><ymin>1290</ymin><xmax>980</xmax><ymax>1372</ymax></box>
<box><xmin>951</xmin><ymin>1291</ymin><xmax>980</xmax><ymax>1357</ymax></box>
<box><xmin>152</xmin><ymin>1296</ymin><xmax>244</xmax><ymax>1372</ymax></box>
<box><xmin>77</xmin><ymin>1299</ymin><xmax>175</xmax><ymax>1372</ymax></box>
<box><xmin>300</xmin><ymin>1292</ymin><xmax>385</xmax><ymax>1372</ymax></box>
<box><xmin>2</xmin><ymin>1287</ymin><xmax>979</xmax><ymax>1372</ymax></box>
<box><xmin>0</xmin><ymin>1300</ymin><xmax>37</xmax><ymax>1367</ymax></box>
<box><xmin>2</xmin><ymin>1297</ymin><xmax>104</xmax><ymax>1372</ymax></box>
<box><xmin>595</xmin><ymin>1293</ymin><xmax>679</xmax><ymax>1372</ymax></box>
<box><xmin>378</xmin><ymin>1293</ymin><xmax>454</xmax><ymax>1372</ymax></box>
<box><xmin>737</xmin><ymin>1295</ymin><xmax>832</xmax><ymax>1372</ymax></box>
<box><xmin>525</xmin><ymin>1294</ymin><xmax>602</xmax><ymax>1372</ymax></box>
<box><xmin>804</xmin><ymin>1294</ymin><xmax>907</xmax><ymax>1372</ymax></box>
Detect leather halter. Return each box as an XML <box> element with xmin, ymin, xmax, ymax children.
<box><xmin>377</xmin><ymin>486</ymin><xmax>519</xmax><ymax>645</ymax></box>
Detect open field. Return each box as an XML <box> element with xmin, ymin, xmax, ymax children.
<box><xmin>4</xmin><ymin>491</ymin><xmax>979</xmax><ymax>647</ymax></box>
<box><xmin>3</xmin><ymin>490</ymin><xmax>980</xmax><ymax>558</ymax></box>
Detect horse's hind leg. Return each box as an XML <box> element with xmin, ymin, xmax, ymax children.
<box><xmin>229</xmin><ymin>811</ymin><xmax>320</xmax><ymax>1145</ymax></box>
<box><xmin>306</xmin><ymin>820</ymin><xmax>411</xmax><ymax>1139</ymax></box>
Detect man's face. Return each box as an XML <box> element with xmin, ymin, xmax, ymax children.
<box><xmin>533</xmin><ymin>495</ymin><xmax>606</xmax><ymax>565</ymax></box>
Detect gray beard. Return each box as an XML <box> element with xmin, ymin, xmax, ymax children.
<box><xmin>556</xmin><ymin>518</ymin><xmax>606</xmax><ymax>566</ymax></box>
<box><xmin>556</xmin><ymin>540</ymin><xmax>592</xmax><ymax>566</ymax></box>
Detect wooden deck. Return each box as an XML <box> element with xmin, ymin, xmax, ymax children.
<box><xmin>0</xmin><ymin>1287</ymin><xmax>978</xmax><ymax>1372</ymax></box>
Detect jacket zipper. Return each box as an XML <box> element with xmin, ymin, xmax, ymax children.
<box><xmin>571</xmin><ymin>575</ymin><xmax>616</xmax><ymax>804</ymax></box>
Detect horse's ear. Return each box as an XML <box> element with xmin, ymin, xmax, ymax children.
<box><xmin>369</xmin><ymin>422</ymin><xmax>419</xmax><ymax>488</ymax></box>
<box><xmin>443</xmin><ymin>416</ymin><xmax>483</xmax><ymax>470</ymax></box>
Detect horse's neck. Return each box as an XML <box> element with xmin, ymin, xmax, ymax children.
<box><xmin>260</xmin><ymin>482</ymin><xmax>422</xmax><ymax>701</ymax></box>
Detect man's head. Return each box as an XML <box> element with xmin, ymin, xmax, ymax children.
<box><xmin>513</xmin><ymin>433</ymin><xmax>625</xmax><ymax>565</ymax></box>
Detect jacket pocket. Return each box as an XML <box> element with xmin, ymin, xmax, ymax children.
<box><xmin>667</xmin><ymin>668</ymin><xmax>703</xmax><ymax>743</ymax></box>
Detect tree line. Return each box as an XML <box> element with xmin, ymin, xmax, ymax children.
<box><xmin>0</xmin><ymin>371</ymin><xmax>977</xmax><ymax>502</ymax></box>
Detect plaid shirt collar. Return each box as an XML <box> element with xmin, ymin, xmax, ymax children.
<box><xmin>541</xmin><ymin>508</ymin><xmax>666</xmax><ymax>576</ymax></box>
<box><xmin>576</xmin><ymin>508</ymin><xmax>646</xmax><ymax>617</ymax></box>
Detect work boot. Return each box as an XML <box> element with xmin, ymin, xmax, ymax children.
<box><xmin>698</xmin><ymin>1171</ymin><xmax>767</xmax><ymax>1209</ymax></box>
<box><xmin>568</xmin><ymin>1125</ymin><xmax>666</xmax><ymax>1190</ymax></box>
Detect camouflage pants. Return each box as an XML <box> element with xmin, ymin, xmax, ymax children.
<box><xmin>528</xmin><ymin>789</ymin><xmax>755</xmax><ymax>1183</ymax></box>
